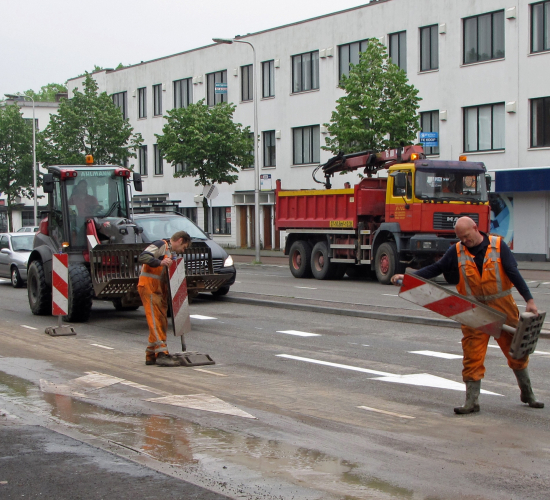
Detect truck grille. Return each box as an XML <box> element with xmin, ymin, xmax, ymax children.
<box><xmin>433</xmin><ymin>212</ymin><xmax>479</xmax><ymax>230</ymax></box>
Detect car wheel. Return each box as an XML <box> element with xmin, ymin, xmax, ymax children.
<box><xmin>212</xmin><ymin>285</ymin><xmax>230</xmax><ymax>296</ymax></box>
<box><xmin>11</xmin><ymin>267</ymin><xmax>23</xmax><ymax>288</ymax></box>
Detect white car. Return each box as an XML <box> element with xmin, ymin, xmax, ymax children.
<box><xmin>17</xmin><ymin>226</ymin><xmax>39</xmax><ymax>233</ymax></box>
<box><xmin>0</xmin><ymin>233</ymin><xmax>34</xmax><ymax>287</ymax></box>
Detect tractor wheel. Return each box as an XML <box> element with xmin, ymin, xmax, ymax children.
<box><xmin>64</xmin><ymin>264</ymin><xmax>93</xmax><ymax>322</ymax></box>
<box><xmin>375</xmin><ymin>242</ymin><xmax>403</xmax><ymax>285</ymax></box>
<box><xmin>311</xmin><ymin>241</ymin><xmax>337</xmax><ymax>280</ymax></box>
<box><xmin>289</xmin><ymin>240</ymin><xmax>312</xmax><ymax>278</ymax></box>
<box><xmin>27</xmin><ymin>260</ymin><xmax>52</xmax><ymax>315</ymax></box>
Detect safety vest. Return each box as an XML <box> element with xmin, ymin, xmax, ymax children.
<box><xmin>456</xmin><ymin>235</ymin><xmax>519</xmax><ymax>326</ymax></box>
<box><xmin>138</xmin><ymin>240</ymin><xmax>170</xmax><ymax>289</ymax></box>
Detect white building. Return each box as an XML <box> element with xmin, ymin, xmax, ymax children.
<box><xmin>0</xmin><ymin>99</ymin><xmax>61</xmax><ymax>232</ymax></box>
<box><xmin>67</xmin><ymin>0</ymin><xmax>550</xmax><ymax>260</ymax></box>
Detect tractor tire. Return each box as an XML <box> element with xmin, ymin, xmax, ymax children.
<box><xmin>375</xmin><ymin>242</ymin><xmax>403</xmax><ymax>285</ymax></box>
<box><xmin>64</xmin><ymin>264</ymin><xmax>93</xmax><ymax>322</ymax></box>
<box><xmin>311</xmin><ymin>241</ymin><xmax>337</xmax><ymax>280</ymax></box>
<box><xmin>11</xmin><ymin>266</ymin><xmax>24</xmax><ymax>288</ymax></box>
<box><xmin>113</xmin><ymin>299</ymin><xmax>140</xmax><ymax>311</ymax></box>
<box><xmin>27</xmin><ymin>260</ymin><xmax>52</xmax><ymax>316</ymax></box>
<box><xmin>289</xmin><ymin>240</ymin><xmax>312</xmax><ymax>278</ymax></box>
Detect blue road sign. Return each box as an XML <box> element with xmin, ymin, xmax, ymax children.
<box><xmin>215</xmin><ymin>82</ymin><xmax>227</xmax><ymax>94</ymax></box>
<box><xmin>420</xmin><ymin>132</ymin><xmax>438</xmax><ymax>147</ymax></box>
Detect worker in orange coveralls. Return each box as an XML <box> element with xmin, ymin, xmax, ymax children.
<box><xmin>138</xmin><ymin>230</ymin><xmax>191</xmax><ymax>367</ymax></box>
<box><xmin>392</xmin><ymin>216</ymin><xmax>544</xmax><ymax>414</ymax></box>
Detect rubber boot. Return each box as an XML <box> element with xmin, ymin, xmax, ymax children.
<box><xmin>155</xmin><ymin>353</ymin><xmax>181</xmax><ymax>367</ymax></box>
<box><xmin>454</xmin><ymin>380</ymin><xmax>481</xmax><ymax>414</ymax></box>
<box><xmin>513</xmin><ymin>368</ymin><xmax>544</xmax><ymax>408</ymax></box>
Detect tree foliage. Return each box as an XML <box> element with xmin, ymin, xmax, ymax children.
<box><xmin>324</xmin><ymin>39</ymin><xmax>422</xmax><ymax>155</ymax></box>
<box><xmin>38</xmin><ymin>73</ymin><xmax>142</xmax><ymax>167</ymax></box>
<box><xmin>0</xmin><ymin>104</ymin><xmax>34</xmax><ymax>229</ymax></box>
<box><xmin>22</xmin><ymin>83</ymin><xmax>68</xmax><ymax>102</ymax></box>
<box><xmin>156</xmin><ymin>100</ymin><xmax>253</xmax><ymax>186</ymax></box>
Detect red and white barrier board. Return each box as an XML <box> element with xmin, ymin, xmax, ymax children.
<box><xmin>52</xmin><ymin>253</ymin><xmax>69</xmax><ymax>316</ymax></box>
<box><xmin>168</xmin><ymin>256</ymin><xmax>191</xmax><ymax>336</ymax></box>
<box><xmin>399</xmin><ymin>272</ymin><xmax>507</xmax><ymax>338</ymax></box>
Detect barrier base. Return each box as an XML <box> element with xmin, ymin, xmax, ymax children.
<box><xmin>509</xmin><ymin>311</ymin><xmax>546</xmax><ymax>360</ymax></box>
<box><xmin>173</xmin><ymin>351</ymin><xmax>215</xmax><ymax>367</ymax></box>
<box><xmin>45</xmin><ymin>325</ymin><xmax>76</xmax><ymax>337</ymax></box>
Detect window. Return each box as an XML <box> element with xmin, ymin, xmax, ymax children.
<box><xmin>463</xmin><ymin>10</ymin><xmax>504</xmax><ymax>64</ymax></box>
<box><xmin>180</xmin><ymin>207</ymin><xmax>197</xmax><ymax>224</ymax></box>
<box><xmin>420</xmin><ymin>110</ymin><xmax>440</xmax><ymax>155</ymax></box>
<box><xmin>293</xmin><ymin>125</ymin><xmax>320</xmax><ymax>165</ymax></box>
<box><xmin>241</xmin><ymin>64</ymin><xmax>253</xmax><ymax>101</ymax></box>
<box><xmin>532</xmin><ymin>1</ymin><xmax>550</xmax><ymax>53</ymax></box>
<box><xmin>154</xmin><ymin>145</ymin><xmax>163</xmax><ymax>175</ymax></box>
<box><xmin>531</xmin><ymin>96</ymin><xmax>550</xmax><ymax>147</ymax></box>
<box><xmin>292</xmin><ymin>51</ymin><xmax>319</xmax><ymax>93</ymax></box>
<box><xmin>138</xmin><ymin>87</ymin><xmax>147</xmax><ymax>118</ymax></box>
<box><xmin>389</xmin><ymin>31</ymin><xmax>407</xmax><ymax>72</ymax></box>
<box><xmin>138</xmin><ymin>146</ymin><xmax>148</xmax><ymax>176</ymax></box>
<box><xmin>339</xmin><ymin>39</ymin><xmax>368</xmax><ymax>79</ymax></box>
<box><xmin>262</xmin><ymin>60</ymin><xmax>275</xmax><ymax>98</ymax></box>
<box><xmin>212</xmin><ymin>207</ymin><xmax>231</xmax><ymax>235</ymax></box>
<box><xmin>22</xmin><ymin>211</ymin><xmax>35</xmax><ymax>227</ymax></box>
<box><xmin>173</xmin><ymin>78</ymin><xmax>192</xmax><ymax>108</ymax></box>
<box><xmin>175</xmin><ymin>162</ymin><xmax>189</xmax><ymax>174</ymax></box>
<box><xmin>112</xmin><ymin>91</ymin><xmax>127</xmax><ymax>119</ymax></box>
<box><xmin>263</xmin><ymin>131</ymin><xmax>276</xmax><ymax>167</ymax></box>
<box><xmin>153</xmin><ymin>84</ymin><xmax>162</xmax><ymax>116</ymax></box>
<box><xmin>24</xmin><ymin>118</ymin><xmax>39</xmax><ymax>131</ymax></box>
<box><xmin>207</xmin><ymin>70</ymin><xmax>227</xmax><ymax>106</ymax></box>
<box><xmin>420</xmin><ymin>25</ymin><xmax>438</xmax><ymax>71</ymax></box>
<box><xmin>463</xmin><ymin>103</ymin><xmax>505</xmax><ymax>152</ymax></box>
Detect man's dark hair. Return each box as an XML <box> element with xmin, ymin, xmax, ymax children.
<box><xmin>171</xmin><ymin>230</ymin><xmax>191</xmax><ymax>245</ymax></box>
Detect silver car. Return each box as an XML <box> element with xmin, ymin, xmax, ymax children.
<box><xmin>0</xmin><ymin>233</ymin><xmax>34</xmax><ymax>288</ymax></box>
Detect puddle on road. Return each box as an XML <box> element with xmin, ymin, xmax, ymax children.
<box><xmin>0</xmin><ymin>371</ymin><xmax>415</xmax><ymax>500</ymax></box>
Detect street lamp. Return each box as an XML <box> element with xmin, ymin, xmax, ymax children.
<box><xmin>213</xmin><ymin>37</ymin><xmax>261</xmax><ymax>264</ymax></box>
<box><xmin>5</xmin><ymin>93</ymin><xmax>37</xmax><ymax>226</ymax></box>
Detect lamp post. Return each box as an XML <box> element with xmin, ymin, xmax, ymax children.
<box><xmin>5</xmin><ymin>93</ymin><xmax>37</xmax><ymax>226</ymax></box>
<box><xmin>212</xmin><ymin>37</ymin><xmax>261</xmax><ymax>264</ymax></box>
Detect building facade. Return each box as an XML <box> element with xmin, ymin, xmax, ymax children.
<box><xmin>67</xmin><ymin>0</ymin><xmax>550</xmax><ymax>259</ymax></box>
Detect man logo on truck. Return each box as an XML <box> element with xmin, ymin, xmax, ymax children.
<box><xmin>447</xmin><ymin>216</ymin><xmax>460</xmax><ymax>226</ymax></box>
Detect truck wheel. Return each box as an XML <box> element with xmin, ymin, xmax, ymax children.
<box><xmin>311</xmin><ymin>241</ymin><xmax>336</xmax><ymax>280</ymax></box>
<box><xmin>27</xmin><ymin>260</ymin><xmax>52</xmax><ymax>315</ymax></box>
<box><xmin>64</xmin><ymin>264</ymin><xmax>93</xmax><ymax>322</ymax></box>
<box><xmin>289</xmin><ymin>240</ymin><xmax>312</xmax><ymax>278</ymax></box>
<box><xmin>375</xmin><ymin>242</ymin><xmax>402</xmax><ymax>285</ymax></box>
<box><xmin>11</xmin><ymin>266</ymin><xmax>23</xmax><ymax>288</ymax></box>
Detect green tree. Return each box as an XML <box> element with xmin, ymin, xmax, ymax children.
<box><xmin>156</xmin><ymin>99</ymin><xmax>253</xmax><ymax>186</ymax></box>
<box><xmin>0</xmin><ymin>104</ymin><xmax>34</xmax><ymax>230</ymax></box>
<box><xmin>324</xmin><ymin>39</ymin><xmax>422</xmax><ymax>155</ymax></box>
<box><xmin>22</xmin><ymin>83</ymin><xmax>68</xmax><ymax>102</ymax></box>
<box><xmin>38</xmin><ymin>73</ymin><xmax>142</xmax><ymax>167</ymax></box>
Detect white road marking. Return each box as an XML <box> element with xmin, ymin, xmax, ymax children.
<box><xmin>534</xmin><ymin>350</ymin><xmax>550</xmax><ymax>355</ymax></box>
<box><xmin>0</xmin><ymin>278</ymin><xmax>8</xmax><ymax>282</ymax></box>
<box><xmin>357</xmin><ymin>406</ymin><xmax>415</xmax><ymax>419</ymax></box>
<box><xmin>295</xmin><ymin>286</ymin><xmax>318</xmax><ymax>290</ymax></box>
<box><xmin>410</xmin><ymin>350</ymin><xmax>463</xmax><ymax>360</ymax></box>
<box><xmin>20</xmin><ymin>325</ymin><xmax>38</xmax><ymax>330</ymax></box>
<box><xmin>362</xmin><ymin>345</ymin><xmax>370</xmax><ymax>347</ymax></box>
<box><xmin>276</xmin><ymin>330</ymin><xmax>321</xmax><ymax>337</ymax></box>
<box><xmin>190</xmin><ymin>315</ymin><xmax>217</xmax><ymax>320</ymax></box>
<box><xmin>118</xmin><ymin>380</ymin><xmax>171</xmax><ymax>396</ymax></box>
<box><xmin>193</xmin><ymin>368</ymin><xmax>228</xmax><ymax>376</ymax></box>
<box><xmin>145</xmin><ymin>394</ymin><xmax>256</xmax><ymax>419</ymax></box>
<box><xmin>487</xmin><ymin>345</ymin><xmax>500</xmax><ymax>349</ymax></box>
<box><xmin>518</xmin><ymin>305</ymin><xmax>526</xmax><ymax>308</ymax></box>
<box><xmin>542</xmin><ymin>282</ymin><xmax>550</xmax><ymax>285</ymax></box>
<box><xmin>382</xmin><ymin>294</ymin><xmax>398</xmax><ymax>297</ymax></box>
<box><xmin>90</xmin><ymin>343</ymin><xmax>114</xmax><ymax>350</ymax></box>
<box><xmin>277</xmin><ymin>354</ymin><xmax>501</xmax><ymax>395</ymax></box>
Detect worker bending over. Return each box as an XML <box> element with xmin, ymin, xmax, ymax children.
<box><xmin>392</xmin><ymin>216</ymin><xmax>543</xmax><ymax>414</ymax></box>
<box><xmin>138</xmin><ymin>230</ymin><xmax>191</xmax><ymax>367</ymax></box>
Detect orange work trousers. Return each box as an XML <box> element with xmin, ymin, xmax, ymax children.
<box><xmin>138</xmin><ymin>284</ymin><xmax>169</xmax><ymax>362</ymax></box>
<box><xmin>461</xmin><ymin>326</ymin><xmax>529</xmax><ymax>381</ymax></box>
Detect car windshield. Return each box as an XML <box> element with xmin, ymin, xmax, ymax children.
<box><xmin>137</xmin><ymin>216</ymin><xmax>207</xmax><ymax>241</ymax></box>
<box><xmin>11</xmin><ymin>235</ymin><xmax>34</xmax><ymax>251</ymax></box>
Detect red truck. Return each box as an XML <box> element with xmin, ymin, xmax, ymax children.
<box><xmin>276</xmin><ymin>146</ymin><xmax>491</xmax><ymax>284</ymax></box>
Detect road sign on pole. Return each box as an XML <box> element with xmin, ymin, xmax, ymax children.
<box><xmin>45</xmin><ymin>253</ymin><xmax>76</xmax><ymax>336</ymax></box>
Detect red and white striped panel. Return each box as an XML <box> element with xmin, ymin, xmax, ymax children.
<box><xmin>169</xmin><ymin>257</ymin><xmax>191</xmax><ymax>336</ymax></box>
<box><xmin>52</xmin><ymin>253</ymin><xmax>69</xmax><ymax>316</ymax></box>
<box><xmin>398</xmin><ymin>272</ymin><xmax>507</xmax><ymax>338</ymax></box>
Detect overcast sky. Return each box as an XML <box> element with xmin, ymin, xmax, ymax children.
<box><xmin>1</xmin><ymin>0</ymin><xmax>369</xmax><ymax>98</ymax></box>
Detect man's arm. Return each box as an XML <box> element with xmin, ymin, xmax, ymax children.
<box><xmin>499</xmin><ymin>240</ymin><xmax>537</xmax><ymax>313</ymax></box>
<box><xmin>138</xmin><ymin>241</ymin><xmax>167</xmax><ymax>267</ymax></box>
<box><xmin>391</xmin><ymin>244</ymin><xmax>457</xmax><ymax>285</ymax></box>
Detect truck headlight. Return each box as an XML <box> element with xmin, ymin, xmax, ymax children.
<box><xmin>224</xmin><ymin>255</ymin><xmax>234</xmax><ymax>267</ymax></box>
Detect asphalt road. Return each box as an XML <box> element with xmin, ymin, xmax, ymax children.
<box><xmin>0</xmin><ymin>265</ymin><xmax>549</xmax><ymax>499</ymax></box>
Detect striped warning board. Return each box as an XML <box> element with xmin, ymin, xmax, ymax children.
<box><xmin>168</xmin><ymin>256</ymin><xmax>191</xmax><ymax>336</ymax></box>
<box><xmin>399</xmin><ymin>271</ymin><xmax>507</xmax><ymax>338</ymax></box>
<box><xmin>52</xmin><ymin>253</ymin><xmax>69</xmax><ymax>316</ymax></box>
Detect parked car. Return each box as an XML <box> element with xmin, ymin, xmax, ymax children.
<box><xmin>0</xmin><ymin>233</ymin><xmax>35</xmax><ymax>288</ymax></box>
<box><xmin>17</xmin><ymin>226</ymin><xmax>39</xmax><ymax>233</ymax></box>
<box><xmin>133</xmin><ymin>213</ymin><xmax>236</xmax><ymax>295</ymax></box>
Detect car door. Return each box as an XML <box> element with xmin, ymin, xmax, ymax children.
<box><xmin>0</xmin><ymin>235</ymin><xmax>9</xmax><ymax>277</ymax></box>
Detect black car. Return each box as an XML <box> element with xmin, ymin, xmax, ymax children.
<box><xmin>133</xmin><ymin>213</ymin><xmax>236</xmax><ymax>295</ymax></box>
